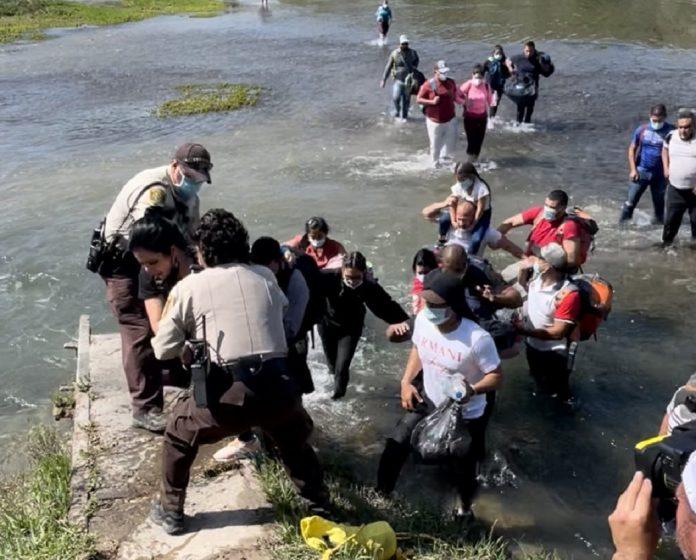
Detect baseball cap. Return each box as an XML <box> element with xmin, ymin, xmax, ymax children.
<box><xmin>174</xmin><ymin>143</ymin><xmax>213</xmax><ymax>183</ymax></box>
<box><xmin>399</xmin><ymin>34</ymin><xmax>409</xmax><ymax>44</ymax></box>
<box><xmin>540</xmin><ymin>242</ymin><xmax>567</xmax><ymax>269</ymax></box>
<box><xmin>421</xmin><ymin>269</ymin><xmax>467</xmax><ymax>309</ymax></box>
<box><xmin>435</xmin><ymin>60</ymin><xmax>450</xmax><ymax>74</ymax></box>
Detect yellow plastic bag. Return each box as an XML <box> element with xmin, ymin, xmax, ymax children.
<box><xmin>300</xmin><ymin>515</ymin><xmax>399</xmax><ymax>560</ymax></box>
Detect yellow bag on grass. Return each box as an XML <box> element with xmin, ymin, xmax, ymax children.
<box><xmin>300</xmin><ymin>515</ymin><xmax>400</xmax><ymax>560</ymax></box>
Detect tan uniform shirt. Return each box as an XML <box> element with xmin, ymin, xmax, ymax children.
<box><xmin>104</xmin><ymin>165</ymin><xmax>200</xmax><ymax>249</ymax></box>
<box><xmin>152</xmin><ymin>263</ymin><xmax>288</xmax><ymax>364</ymax></box>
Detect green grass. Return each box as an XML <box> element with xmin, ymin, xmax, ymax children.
<box><xmin>254</xmin><ymin>455</ymin><xmax>556</xmax><ymax>560</ymax></box>
<box><xmin>0</xmin><ymin>425</ymin><xmax>95</xmax><ymax>560</ymax></box>
<box><xmin>0</xmin><ymin>0</ymin><xmax>225</xmax><ymax>44</ymax></box>
<box><xmin>156</xmin><ymin>83</ymin><xmax>262</xmax><ymax>118</ymax></box>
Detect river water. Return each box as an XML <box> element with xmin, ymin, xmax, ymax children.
<box><xmin>2</xmin><ymin>0</ymin><xmax>696</xmax><ymax>556</ymax></box>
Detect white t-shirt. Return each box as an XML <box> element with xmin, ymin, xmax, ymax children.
<box><xmin>412</xmin><ymin>313</ymin><xmax>501</xmax><ymax>419</ymax></box>
<box><xmin>446</xmin><ymin>227</ymin><xmax>502</xmax><ymax>257</ymax></box>
<box><xmin>666</xmin><ymin>132</ymin><xmax>696</xmax><ymax>190</ymax></box>
<box><xmin>451</xmin><ymin>178</ymin><xmax>491</xmax><ymax>211</ymax></box>
<box><xmin>524</xmin><ymin>275</ymin><xmax>578</xmax><ymax>352</ymax></box>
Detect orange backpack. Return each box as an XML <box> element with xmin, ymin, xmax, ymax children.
<box><xmin>558</xmin><ymin>274</ymin><xmax>614</xmax><ymax>341</ymax></box>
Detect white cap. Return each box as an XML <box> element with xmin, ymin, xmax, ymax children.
<box><xmin>540</xmin><ymin>242</ymin><xmax>567</xmax><ymax>269</ymax></box>
<box><xmin>399</xmin><ymin>34</ymin><xmax>409</xmax><ymax>44</ymax></box>
<box><xmin>435</xmin><ymin>60</ymin><xmax>450</xmax><ymax>74</ymax></box>
<box><xmin>682</xmin><ymin>451</ymin><xmax>696</xmax><ymax>512</ymax></box>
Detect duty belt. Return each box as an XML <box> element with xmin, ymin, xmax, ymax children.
<box><xmin>218</xmin><ymin>352</ymin><xmax>286</xmax><ymax>381</ymax></box>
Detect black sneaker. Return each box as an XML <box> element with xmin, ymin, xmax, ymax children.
<box><xmin>149</xmin><ymin>500</ymin><xmax>185</xmax><ymax>535</ymax></box>
<box><xmin>132</xmin><ymin>409</ymin><xmax>167</xmax><ymax>434</ymax></box>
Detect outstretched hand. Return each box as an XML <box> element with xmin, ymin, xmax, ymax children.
<box><xmin>401</xmin><ymin>382</ymin><xmax>423</xmax><ymax>411</ymax></box>
<box><xmin>608</xmin><ymin>471</ymin><xmax>660</xmax><ymax>560</ymax></box>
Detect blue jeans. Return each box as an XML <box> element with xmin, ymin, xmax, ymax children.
<box><xmin>620</xmin><ymin>169</ymin><xmax>666</xmax><ymax>223</ymax></box>
<box><xmin>392</xmin><ymin>80</ymin><xmax>410</xmax><ymax>119</ymax></box>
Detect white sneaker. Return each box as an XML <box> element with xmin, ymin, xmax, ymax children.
<box><xmin>212</xmin><ymin>436</ymin><xmax>261</xmax><ymax>462</ymax></box>
<box><xmin>487</xmin><ymin>119</ymin><xmax>494</xmax><ymax>130</ymax></box>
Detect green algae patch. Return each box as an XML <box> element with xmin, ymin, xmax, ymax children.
<box><xmin>0</xmin><ymin>0</ymin><xmax>225</xmax><ymax>44</ymax></box>
<box><xmin>157</xmin><ymin>83</ymin><xmax>262</xmax><ymax>118</ymax></box>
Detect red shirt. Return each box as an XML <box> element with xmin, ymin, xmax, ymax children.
<box><xmin>521</xmin><ymin>206</ymin><xmax>586</xmax><ymax>263</ymax></box>
<box><xmin>555</xmin><ymin>291</ymin><xmax>581</xmax><ymax>322</ymax></box>
<box><xmin>291</xmin><ymin>234</ymin><xmax>346</xmax><ymax>269</ymax></box>
<box><xmin>419</xmin><ymin>78</ymin><xmax>458</xmax><ymax>123</ymax></box>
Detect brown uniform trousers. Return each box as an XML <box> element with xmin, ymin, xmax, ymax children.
<box><xmin>160</xmin><ymin>358</ymin><xmax>325</xmax><ymax>513</ymax></box>
<box><xmin>104</xmin><ymin>274</ymin><xmax>164</xmax><ymax>413</ymax></box>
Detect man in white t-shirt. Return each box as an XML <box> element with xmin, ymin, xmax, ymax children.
<box><xmin>445</xmin><ymin>201</ymin><xmax>523</xmax><ymax>258</ymax></box>
<box><xmin>515</xmin><ymin>243</ymin><xmax>581</xmax><ymax>402</ymax></box>
<box><xmin>376</xmin><ymin>269</ymin><xmax>502</xmax><ymax>517</ymax></box>
<box><xmin>659</xmin><ymin>373</ymin><xmax>696</xmax><ymax>435</ymax></box>
<box><xmin>662</xmin><ymin>110</ymin><xmax>696</xmax><ymax>245</ymax></box>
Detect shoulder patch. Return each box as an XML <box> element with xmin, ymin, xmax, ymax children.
<box><xmin>147</xmin><ymin>186</ymin><xmax>167</xmax><ymax>207</ymax></box>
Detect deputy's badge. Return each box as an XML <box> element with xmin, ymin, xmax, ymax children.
<box><xmin>148</xmin><ymin>187</ymin><xmax>167</xmax><ymax>206</ymax></box>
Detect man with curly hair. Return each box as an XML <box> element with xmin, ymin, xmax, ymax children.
<box><xmin>149</xmin><ymin>209</ymin><xmax>327</xmax><ymax>535</ymax></box>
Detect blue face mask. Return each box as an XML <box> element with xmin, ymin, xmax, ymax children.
<box><xmin>176</xmin><ymin>176</ymin><xmax>203</xmax><ymax>201</ymax></box>
<box><xmin>422</xmin><ymin>305</ymin><xmax>450</xmax><ymax>325</ymax></box>
<box><xmin>650</xmin><ymin>120</ymin><xmax>664</xmax><ymax>131</ymax></box>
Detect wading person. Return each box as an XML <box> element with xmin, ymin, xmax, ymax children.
<box><xmin>375</xmin><ymin>0</ymin><xmax>392</xmax><ymax>45</ymax></box>
<box><xmin>284</xmin><ymin>216</ymin><xmax>346</xmax><ymax>271</ymax></box>
<box><xmin>515</xmin><ymin>243</ymin><xmax>581</xmax><ymax>403</ymax></box>
<box><xmin>214</xmin><ymin>236</ymin><xmax>313</xmax><ymax>463</ymax></box>
<box><xmin>459</xmin><ymin>64</ymin><xmax>496</xmax><ymax>161</ymax></box>
<box><xmin>498</xmin><ymin>189</ymin><xmax>587</xmax><ymax>271</ymax></box>
<box><xmin>380</xmin><ymin>35</ymin><xmax>420</xmax><ymax>121</ymax></box>
<box><xmin>320</xmin><ymin>251</ymin><xmax>409</xmax><ymax>399</ymax></box>
<box><xmin>376</xmin><ymin>269</ymin><xmax>502</xmax><ymax>519</ymax></box>
<box><xmin>417</xmin><ymin>60</ymin><xmax>464</xmax><ymax>167</ymax></box>
<box><xmin>483</xmin><ymin>44</ymin><xmax>510</xmax><ymax>120</ymax></box>
<box><xmin>620</xmin><ymin>104</ymin><xmax>674</xmax><ymax>225</ymax></box>
<box><xmin>662</xmin><ymin>110</ymin><xmax>696</xmax><ymax>246</ymax></box>
<box><xmin>506</xmin><ymin>40</ymin><xmax>554</xmax><ymax>124</ymax></box>
<box><xmin>150</xmin><ymin>209</ymin><xmax>327</xmax><ymax>534</ymax></box>
<box><xmin>99</xmin><ymin>143</ymin><xmax>212</xmax><ymax>433</ymax></box>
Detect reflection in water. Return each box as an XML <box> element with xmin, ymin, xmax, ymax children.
<box><xmin>1</xmin><ymin>0</ymin><xmax>696</xmax><ymax>557</ymax></box>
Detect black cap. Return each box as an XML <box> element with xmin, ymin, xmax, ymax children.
<box><xmin>422</xmin><ymin>269</ymin><xmax>470</xmax><ymax>316</ymax></box>
<box><xmin>174</xmin><ymin>143</ymin><xmax>213</xmax><ymax>183</ymax></box>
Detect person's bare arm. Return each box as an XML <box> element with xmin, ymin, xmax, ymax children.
<box><xmin>417</xmin><ymin>88</ymin><xmax>440</xmax><ymax>106</ymax></box>
<box><xmin>472</xmin><ymin>367</ymin><xmax>502</xmax><ymax>394</ymax></box>
<box><xmin>478</xmin><ymin>284</ymin><xmax>523</xmax><ymax>308</ymax></box>
<box><xmin>498</xmin><ymin>212</ymin><xmax>526</xmax><ymax>235</ymax></box>
<box><xmin>563</xmin><ymin>237</ymin><xmax>582</xmax><ymax>269</ymax></box>
<box><xmin>474</xmin><ymin>196</ymin><xmax>488</xmax><ymax>222</ymax></box>
<box><xmin>519</xmin><ymin>318</ymin><xmax>575</xmax><ymax>340</ymax></box>
<box><xmin>494</xmin><ymin>235</ymin><xmax>525</xmax><ymax>259</ymax></box>
<box><xmin>144</xmin><ymin>297</ymin><xmax>164</xmax><ymax>334</ymax></box>
<box><xmin>628</xmin><ymin>143</ymin><xmax>639</xmax><ymax>181</ymax></box>
<box><xmin>422</xmin><ymin>195</ymin><xmax>457</xmax><ymax>221</ymax></box>
<box><xmin>283</xmin><ymin>235</ymin><xmax>301</xmax><ymax>249</ymax></box>
<box><xmin>659</xmin><ymin>413</ymin><xmax>669</xmax><ymax>436</ymax></box>
<box><xmin>400</xmin><ymin>346</ymin><xmax>424</xmax><ymax>411</ymax></box>
<box><xmin>662</xmin><ymin>146</ymin><xmax>670</xmax><ymax>180</ymax></box>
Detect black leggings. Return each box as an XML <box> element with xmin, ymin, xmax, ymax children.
<box><xmin>318</xmin><ymin>322</ymin><xmax>362</xmax><ymax>399</ymax></box>
<box><xmin>488</xmin><ymin>87</ymin><xmax>503</xmax><ymax>117</ymax></box>
<box><xmin>376</xmin><ymin>376</ymin><xmax>491</xmax><ymax>508</ymax></box>
<box><xmin>516</xmin><ymin>95</ymin><xmax>536</xmax><ymax>123</ymax></box>
<box><xmin>463</xmin><ymin>114</ymin><xmax>488</xmax><ymax>157</ymax></box>
<box><xmin>525</xmin><ymin>343</ymin><xmax>571</xmax><ymax>400</ymax></box>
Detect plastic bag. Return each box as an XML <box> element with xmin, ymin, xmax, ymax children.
<box><xmin>410</xmin><ymin>399</ymin><xmax>472</xmax><ymax>464</ymax></box>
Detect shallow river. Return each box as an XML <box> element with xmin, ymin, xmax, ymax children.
<box><xmin>2</xmin><ymin>0</ymin><xmax>696</xmax><ymax>556</ymax></box>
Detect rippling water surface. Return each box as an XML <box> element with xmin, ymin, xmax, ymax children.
<box><xmin>2</xmin><ymin>0</ymin><xmax>696</xmax><ymax>556</ymax></box>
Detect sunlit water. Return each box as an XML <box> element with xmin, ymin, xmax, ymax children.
<box><xmin>2</xmin><ymin>0</ymin><xmax>696</xmax><ymax>556</ymax></box>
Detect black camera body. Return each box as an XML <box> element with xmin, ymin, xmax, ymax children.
<box><xmin>635</xmin><ymin>420</ymin><xmax>696</xmax><ymax>507</ymax></box>
<box><xmin>86</xmin><ymin>219</ymin><xmax>108</xmax><ymax>273</ymax></box>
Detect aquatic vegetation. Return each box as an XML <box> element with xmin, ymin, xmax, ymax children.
<box><xmin>0</xmin><ymin>0</ymin><xmax>225</xmax><ymax>44</ymax></box>
<box><xmin>0</xmin><ymin>425</ymin><xmax>95</xmax><ymax>559</ymax></box>
<box><xmin>254</xmin><ymin>454</ymin><xmax>556</xmax><ymax>560</ymax></box>
<box><xmin>156</xmin><ymin>83</ymin><xmax>262</xmax><ymax>118</ymax></box>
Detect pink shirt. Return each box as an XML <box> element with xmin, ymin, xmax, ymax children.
<box><xmin>459</xmin><ymin>80</ymin><xmax>496</xmax><ymax>117</ymax></box>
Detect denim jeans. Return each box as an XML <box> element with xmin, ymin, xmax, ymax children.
<box><xmin>437</xmin><ymin>207</ymin><xmax>492</xmax><ymax>255</ymax></box>
<box><xmin>392</xmin><ymin>80</ymin><xmax>410</xmax><ymax>119</ymax></box>
<box><xmin>620</xmin><ymin>169</ymin><xmax>666</xmax><ymax>223</ymax></box>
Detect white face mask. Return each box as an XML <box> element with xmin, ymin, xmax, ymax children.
<box><xmin>415</xmin><ymin>273</ymin><xmax>426</xmax><ymax>282</ymax></box>
<box><xmin>423</xmin><ymin>305</ymin><xmax>450</xmax><ymax>326</ymax></box>
<box><xmin>543</xmin><ymin>205</ymin><xmax>559</xmax><ymax>221</ymax></box>
<box><xmin>343</xmin><ymin>277</ymin><xmax>363</xmax><ymax>290</ymax></box>
<box><xmin>494</xmin><ymin>53</ymin><xmax>503</xmax><ymax>61</ymax></box>
<box><xmin>438</xmin><ymin>72</ymin><xmax>448</xmax><ymax>81</ymax></box>
<box><xmin>472</xmin><ymin>77</ymin><xmax>483</xmax><ymax>86</ymax></box>
<box><xmin>309</xmin><ymin>237</ymin><xmax>326</xmax><ymax>248</ymax></box>
<box><xmin>458</xmin><ymin>178</ymin><xmax>474</xmax><ymax>191</ymax></box>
